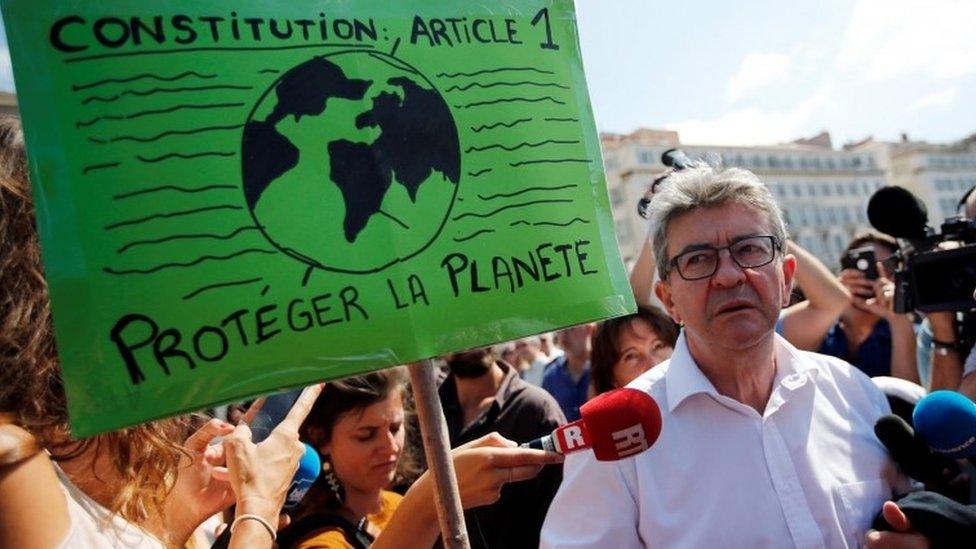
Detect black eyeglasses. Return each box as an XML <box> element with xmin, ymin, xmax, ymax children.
<box><xmin>667</xmin><ymin>235</ymin><xmax>781</xmax><ymax>281</ymax></box>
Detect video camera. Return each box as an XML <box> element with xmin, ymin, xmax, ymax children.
<box><xmin>867</xmin><ymin>186</ymin><xmax>976</xmax><ymax>314</ymax></box>
<box><xmin>636</xmin><ymin>149</ymin><xmax>693</xmax><ymax>219</ymax></box>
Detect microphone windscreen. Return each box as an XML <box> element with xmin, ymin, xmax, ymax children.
<box><xmin>874</xmin><ymin>414</ymin><xmax>948</xmax><ymax>485</ymax></box>
<box><xmin>867</xmin><ymin>186</ymin><xmax>929</xmax><ymax>240</ymax></box>
<box><xmin>579</xmin><ymin>388</ymin><xmax>662</xmax><ymax>461</ymax></box>
<box><xmin>913</xmin><ymin>390</ymin><xmax>976</xmax><ymax>459</ymax></box>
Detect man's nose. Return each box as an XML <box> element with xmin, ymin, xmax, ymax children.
<box><xmin>711</xmin><ymin>249</ymin><xmax>747</xmax><ymax>287</ymax></box>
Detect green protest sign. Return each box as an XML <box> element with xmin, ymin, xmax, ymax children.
<box><xmin>2</xmin><ymin>0</ymin><xmax>634</xmax><ymax>436</ymax></box>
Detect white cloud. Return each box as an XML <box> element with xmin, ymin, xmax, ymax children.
<box><xmin>0</xmin><ymin>45</ymin><xmax>12</xmax><ymax>91</ymax></box>
<box><xmin>838</xmin><ymin>0</ymin><xmax>976</xmax><ymax>82</ymax></box>
<box><xmin>907</xmin><ymin>87</ymin><xmax>958</xmax><ymax>112</ymax></box>
<box><xmin>667</xmin><ymin>88</ymin><xmax>829</xmax><ymax>146</ymax></box>
<box><xmin>726</xmin><ymin>52</ymin><xmax>791</xmax><ymax>103</ymax></box>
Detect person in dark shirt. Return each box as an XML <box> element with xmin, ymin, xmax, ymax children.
<box><xmin>818</xmin><ymin>232</ymin><xmax>919</xmax><ymax>382</ymax></box>
<box><xmin>439</xmin><ymin>347</ymin><xmax>566</xmax><ymax>549</ymax></box>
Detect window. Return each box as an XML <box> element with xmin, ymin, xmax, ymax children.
<box><xmin>784</xmin><ymin>156</ymin><xmax>794</xmax><ymax>169</ymax></box>
<box><xmin>792</xmin><ymin>185</ymin><xmax>803</xmax><ymax>198</ymax></box>
<box><xmin>752</xmin><ymin>155</ymin><xmax>764</xmax><ymax>169</ymax></box>
<box><xmin>768</xmin><ymin>155</ymin><xmax>780</xmax><ymax>168</ymax></box>
<box><xmin>807</xmin><ymin>183</ymin><xmax>817</xmax><ymax>197</ymax></box>
<box><xmin>638</xmin><ymin>150</ymin><xmax>655</xmax><ymax>165</ymax></box>
<box><xmin>825</xmin><ymin>158</ymin><xmax>836</xmax><ymax>170</ymax></box>
<box><xmin>851</xmin><ymin>157</ymin><xmax>863</xmax><ymax>168</ymax></box>
<box><xmin>835</xmin><ymin>182</ymin><xmax>845</xmax><ymax>195</ymax></box>
<box><xmin>823</xmin><ymin>183</ymin><xmax>832</xmax><ymax>197</ymax></box>
<box><xmin>609</xmin><ymin>187</ymin><xmax>624</xmax><ymax>207</ymax></box>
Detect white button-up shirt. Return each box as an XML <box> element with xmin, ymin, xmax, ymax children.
<box><xmin>541</xmin><ymin>334</ymin><xmax>895</xmax><ymax>548</ymax></box>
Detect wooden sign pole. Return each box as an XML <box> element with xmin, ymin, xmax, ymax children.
<box><xmin>407</xmin><ymin>359</ymin><xmax>471</xmax><ymax>549</ymax></box>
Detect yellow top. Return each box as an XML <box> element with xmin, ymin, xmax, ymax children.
<box><xmin>294</xmin><ymin>490</ymin><xmax>403</xmax><ymax>549</ymax></box>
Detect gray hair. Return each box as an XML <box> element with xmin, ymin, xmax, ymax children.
<box><xmin>649</xmin><ymin>164</ymin><xmax>788</xmax><ymax>280</ymax></box>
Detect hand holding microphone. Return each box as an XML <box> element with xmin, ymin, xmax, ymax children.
<box><xmin>523</xmin><ymin>388</ymin><xmax>662</xmax><ymax>461</ymax></box>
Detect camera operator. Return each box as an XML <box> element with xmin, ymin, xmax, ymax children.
<box><xmin>629</xmin><ymin>152</ymin><xmax>851</xmax><ymax>352</ymax></box>
<box><xmin>819</xmin><ymin>233</ymin><xmax>920</xmax><ymax>383</ymax></box>
<box><xmin>925</xmin><ymin>186</ymin><xmax>976</xmax><ymax>398</ymax></box>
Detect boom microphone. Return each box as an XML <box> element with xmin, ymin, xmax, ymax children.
<box><xmin>867</xmin><ymin>186</ymin><xmax>930</xmax><ymax>240</ymax></box>
<box><xmin>875</xmin><ymin>414</ymin><xmax>955</xmax><ymax>486</ymax></box>
<box><xmin>661</xmin><ymin>148</ymin><xmax>693</xmax><ymax>170</ymax></box>
<box><xmin>913</xmin><ymin>390</ymin><xmax>976</xmax><ymax>459</ymax></box>
<box><xmin>523</xmin><ymin>388</ymin><xmax>662</xmax><ymax>461</ymax></box>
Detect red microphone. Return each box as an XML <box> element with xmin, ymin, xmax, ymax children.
<box><xmin>522</xmin><ymin>388</ymin><xmax>662</xmax><ymax>461</ymax></box>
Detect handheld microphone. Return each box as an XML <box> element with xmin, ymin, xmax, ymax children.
<box><xmin>874</xmin><ymin>414</ymin><xmax>955</xmax><ymax>486</ymax></box>
<box><xmin>522</xmin><ymin>388</ymin><xmax>662</xmax><ymax>461</ymax></box>
<box><xmin>913</xmin><ymin>390</ymin><xmax>976</xmax><ymax>459</ymax></box>
<box><xmin>867</xmin><ymin>186</ymin><xmax>930</xmax><ymax>240</ymax></box>
<box><xmin>661</xmin><ymin>148</ymin><xmax>693</xmax><ymax>170</ymax></box>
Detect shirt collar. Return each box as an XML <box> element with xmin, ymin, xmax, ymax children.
<box><xmin>664</xmin><ymin>332</ymin><xmax>818</xmax><ymax>414</ymax></box>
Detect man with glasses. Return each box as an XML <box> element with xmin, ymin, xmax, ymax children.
<box><xmin>542</xmin><ymin>165</ymin><xmax>924</xmax><ymax>547</ymax></box>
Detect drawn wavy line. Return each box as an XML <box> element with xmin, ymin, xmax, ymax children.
<box><xmin>533</xmin><ymin>217</ymin><xmax>590</xmax><ymax>227</ymax></box>
<box><xmin>81</xmin><ymin>85</ymin><xmax>252</xmax><ymax>105</ymax></box>
<box><xmin>65</xmin><ymin>43</ymin><xmax>375</xmax><ymax>64</ymax></box>
<box><xmin>465</xmin><ymin>139</ymin><xmax>579</xmax><ymax>153</ymax></box>
<box><xmin>83</xmin><ymin>162</ymin><xmax>120</xmax><ymax>174</ymax></box>
<box><xmin>454</xmin><ymin>96</ymin><xmax>565</xmax><ymax>109</ymax></box>
<box><xmin>390</xmin><ymin>37</ymin><xmax>402</xmax><ymax>57</ymax></box>
<box><xmin>437</xmin><ymin>67</ymin><xmax>555</xmax><ymax>78</ymax></box>
<box><xmin>467</xmin><ymin>168</ymin><xmax>493</xmax><ymax>177</ymax></box>
<box><xmin>114</xmin><ymin>184</ymin><xmax>238</xmax><ymax>200</ymax></box>
<box><xmin>451</xmin><ymin>199</ymin><xmax>573</xmax><ymax>221</ymax></box>
<box><xmin>301</xmin><ymin>266</ymin><xmax>315</xmax><ymax>287</ymax></box>
<box><xmin>477</xmin><ymin>184</ymin><xmax>577</xmax><ymax>200</ymax></box>
<box><xmin>117</xmin><ymin>226</ymin><xmax>260</xmax><ymax>254</ymax></box>
<box><xmin>261</xmin><ymin>285</ymin><xmax>271</xmax><ymax>296</ymax></box>
<box><xmin>183</xmin><ymin>277</ymin><xmax>263</xmax><ymax>300</ymax></box>
<box><xmin>470</xmin><ymin>118</ymin><xmax>532</xmax><ymax>133</ymax></box>
<box><xmin>545</xmin><ymin>117</ymin><xmax>579</xmax><ymax>122</ymax></box>
<box><xmin>103</xmin><ymin>248</ymin><xmax>277</xmax><ymax>275</ymax></box>
<box><xmin>445</xmin><ymin>81</ymin><xmax>570</xmax><ymax>93</ymax></box>
<box><xmin>104</xmin><ymin>205</ymin><xmax>243</xmax><ymax>231</ymax></box>
<box><xmin>136</xmin><ymin>151</ymin><xmax>236</xmax><ymax>163</ymax></box>
<box><xmin>73</xmin><ymin>71</ymin><xmax>217</xmax><ymax>91</ymax></box>
<box><xmin>509</xmin><ymin>158</ymin><xmax>590</xmax><ymax>167</ymax></box>
<box><xmin>76</xmin><ymin>102</ymin><xmax>245</xmax><ymax>128</ymax></box>
<box><xmin>453</xmin><ymin>228</ymin><xmax>495</xmax><ymax>243</ymax></box>
<box><xmin>258</xmin><ymin>68</ymin><xmax>280</xmax><ymax>74</ymax></box>
<box><xmin>510</xmin><ymin>220</ymin><xmax>531</xmax><ymax>227</ymax></box>
<box><xmin>88</xmin><ymin>137</ymin><xmax>108</xmax><ymax>144</ymax></box>
<box><xmin>94</xmin><ymin>124</ymin><xmax>244</xmax><ymax>144</ymax></box>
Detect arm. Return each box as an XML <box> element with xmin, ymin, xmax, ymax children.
<box><xmin>629</xmin><ymin>238</ymin><xmax>657</xmax><ymax>307</ymax></box>
<box><xmin>927</xmin><ymin>312</ymin><xmax>964</xmax><ymax>392</ymax></box>
<box><xmin>221</xmin><ymin>385</ymin><xmax>323</xmax><ymax>549</ymax></box>
<box><xmin>0</xmin><ymin>424</ymin><xmax>70</xmax><ymax>549</ymax></box>
<box><xmin>373</xmin><ymin>433</ymin><xmax>563</xmax><ymax>549</ymax></box>
<box><xmin>779</xmin><ymin>241</ymin><xmax>851</xmax><ymax>350</ymax></box>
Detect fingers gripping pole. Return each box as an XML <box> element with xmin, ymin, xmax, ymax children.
<box><xmin>407</xmin><ymin>360</ymin><xmax>470</xmax><ymax>549</ymax></box>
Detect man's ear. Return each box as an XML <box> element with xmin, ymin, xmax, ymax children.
<box><xmin>780</xmin><ymin>253</ymin><xmax>798</xmax><ymax>307</ymax></box>
<box><xmin>654</xmin><ymin>279</ymin><xmax>682</xmax><ymax>325</ymax></box>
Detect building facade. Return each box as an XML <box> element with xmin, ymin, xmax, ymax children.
<box><xmin>602</xmin><ymin>129</ymin><xmax>884</xmax><ymax>270</ymax></box>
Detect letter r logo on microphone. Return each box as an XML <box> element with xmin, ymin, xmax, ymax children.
<box><xmin>557</xmin><ymin>425</ymin><xmax>587</xmax><ymax>452</ymax></box>
<box><xmin>612</xmin><ymin>424</ymin><xmax>648</xmax><ymax>458</ymax></box>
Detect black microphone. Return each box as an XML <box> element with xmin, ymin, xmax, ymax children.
<box><xmin>867</xmin><ymin>186</ymin><xmax>930</xmax><ymax>240</ymax></box>
<box><xmin>875</xmin><ymin>414</ymin><xmax>961</xmax><ymax>489</ymax></box>
<box><xmin>661</xmin><ymin>148</ymin><xmax>693</xmax><ymax>170</ymax></box>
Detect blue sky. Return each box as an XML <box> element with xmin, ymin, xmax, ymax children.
<box><xmin>1</xmin><ymin>1</ymin><xmax>972</xmax><ymax>147</ymax></box>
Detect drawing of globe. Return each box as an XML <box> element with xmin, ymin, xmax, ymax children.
<box><xmin>241</xmin><ymin>50</ymin><xmax>461</xmax><ymax>273</ymax></box>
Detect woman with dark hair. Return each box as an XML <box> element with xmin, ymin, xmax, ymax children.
<box><xmin>282</xmin><ymin>367</ymin><xmax>564</xmax><ymax>549</ymax></box>
<box><xmin>819</xmin><ymin>231</ymin><xmax>919</xmax><ymax>382</ymax></box>
<box><xmin>590</xmin><ymin>306</ymin><xmax>679</xmax><ymax>396</ymax></box>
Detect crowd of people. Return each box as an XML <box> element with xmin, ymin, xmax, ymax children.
<box><xmin>3</xmin><ymin>107</ymin><xmax>976</xmax><ymax>549</ymax></box>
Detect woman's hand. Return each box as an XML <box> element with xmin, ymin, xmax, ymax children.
<box><xmin>222</xmin><ymin>384</ymin><xmax>323</xmax><ymax>527</ymax></box>
<box><xmin>449</xmin><ymin>432</ymin><xmax>564</xmax><ymax>509</ymax></box>
<box><xmin>165</xmin><ymin>418</ymin><xmax>237</xmax><ymax>542</ymax></box>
